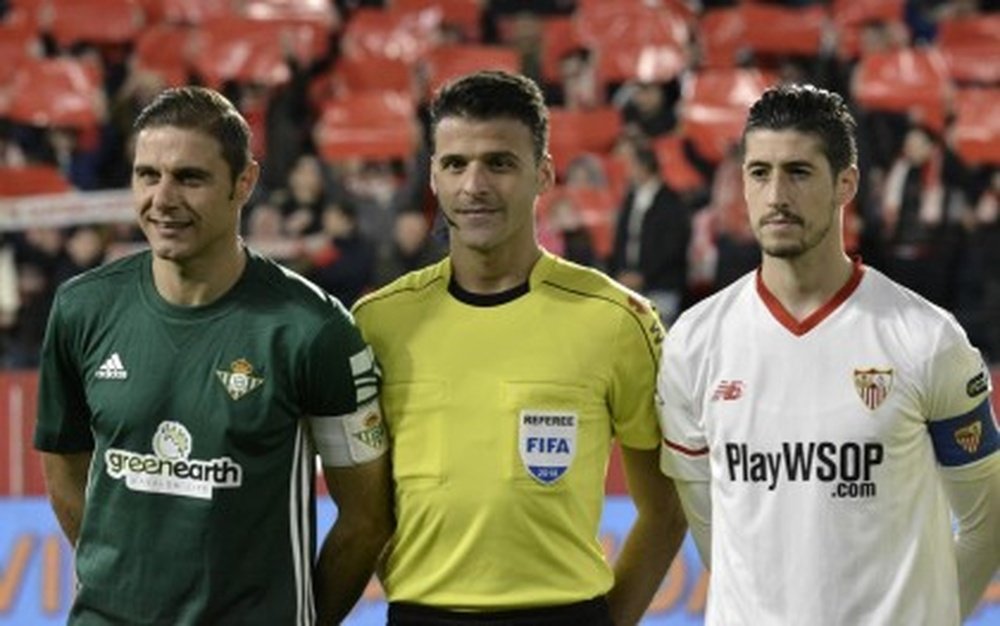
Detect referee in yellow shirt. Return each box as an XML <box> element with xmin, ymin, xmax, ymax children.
<box><xmin>352</xmin><ymin>70</ymin><xmax>687</xmax><ymax>626</ymax></box>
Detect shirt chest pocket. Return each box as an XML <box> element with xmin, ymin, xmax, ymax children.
<box><xmin>380</xmin><ymin>380</ymin><xmax>447</xmax><ymax>488</ymax></box>
<box><xmin>502</xmin><ymin>381</ymin><xmax>609</xmax><ymax>488</ymax></box>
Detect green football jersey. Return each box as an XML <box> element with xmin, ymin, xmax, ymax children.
<box><xmin>34</xmin><ymin>249</ymin><xmax>380</xmax><ymax>626</ymax></box>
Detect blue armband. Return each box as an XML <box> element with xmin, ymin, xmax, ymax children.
<box><xmin>928</xmin><ymin>399</ymin><xmax>999</xmax><ymax>467</ymax></box>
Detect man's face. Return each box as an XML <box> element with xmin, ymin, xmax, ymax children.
<box><xmin>742</xmin><ymin>129</ymin><xmax>856</xmax><ymax>259</ymax></box>
<box><xmin>132</xmin><ymin>126</ymin><xmax>257</xmax><ymax>265</ymax></box>
<box><xmin>430</xmin><ymin>116</ymin><xmax>553</xmax><ymax>254</ymax></box>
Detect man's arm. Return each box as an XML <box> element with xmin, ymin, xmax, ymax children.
<box><xmin>314</xmin><ymin>454</ymin><xmax>394</xmax><ymax>625</ymax></box>
<box><xmin>608</xmin><ymin>445</ymin><xmax>688</xmax><ymax>626</ymax></box>
<box><xmin>673</xmin><ymin>476</ymin><xmax>712</xmax><ymax>570</ymax></box>
<box><xmin>939</xmin><ymin>454</ymin><xmax>1000</xmax><ymax>619</ymax></box>
<box><xmin>39</xmin><ymin>451</ymin><xmax>92</xmax><ymax>547</ymax></box>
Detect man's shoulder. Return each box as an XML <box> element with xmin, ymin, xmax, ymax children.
<box><xmin>55</xmin><ymin>250</ymin><xmax>147</xmax><ymax>309</ymax></box>
<box><xmin>352</xmin><ymin>258</ymin><xmax>448</xmax><ymax>316</ymax></box>
<box><xmin>539</xmin><ymin>254</ymin><xmax>664</xmax><ymax>336</ymax></box>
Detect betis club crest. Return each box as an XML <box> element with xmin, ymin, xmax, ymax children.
<box><xmin>216</xmin><ymin>358</ymin><xmax>264</xmax><ymax>401</ymax></box>
<box><xmin>853</xmin><ymin>367</ymin><xmax>893</xmax><ymax>411</ymax></box>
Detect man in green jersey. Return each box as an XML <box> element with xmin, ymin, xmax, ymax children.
<box><xmin>352</xmin><ymin>70</ymin><xmax>687</xmax><ymax>626</ymax></box>
<box><xmin>33</xmin><ymin>86</ymin><xmax>393</xmax><ymax>625</ymax></box>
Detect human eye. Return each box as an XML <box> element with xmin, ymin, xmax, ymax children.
<box><xmin>439</xmin><ymin>156</ymin><xmax>466</xmax><ymax>172</ymax></box>
<box><xmin>746</xmin><ymin>165</ymin><xmax>768</xmax><ymax>181</ymax></box>
<box><xmin>133</xmin><ymin>167</ymin><xmax>159</xmax><ymax>184</ymax></box>
<box><xmin>177</xmin><ymin>169</ymin><xmax>210</xmax><ymax>186</ymax></box>
<box><xmin>490</xmin><ymin>156</ymin><xmax>516</xmax><ymax>171</ymax></box>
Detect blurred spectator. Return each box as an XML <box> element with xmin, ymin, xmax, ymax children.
<box><xmin>880</xmin><ymin>125</ymin><xmax>951</xmax><ymax>306</ymax></box>
<box><xmin>550</xmin><ymin>47</ymin><xmax>603</xmax><ymax>110</ymax></box>
<box><xmin>274</xmin><ymin>153</ymin><xmax>334</xmax><ymax>236</ymax></box>
<box><xmin>969</xmin><ymin>168</ymin><xmax>1000</xmax><ymax>362</ymax></box>
<box><xmin>616</xmin><ymin>80</ymin><xmax>680</xmax><ymax>140</ymax></box>
<box><xmin>52</xmin><ymin>225</ymin><xmax>107</xmax><ymax>285</ymax></box>
<box><xmin>608</xmin><ymin>143</ymin><xmax>692</xmax><ymax>324</ymax></box>
<box><xmin>375</xmin><ymin>210</ymin><xmax>446</xmax><ymax>285</ymax></box>
<box><xmin>306</xmin><ymin>200</ymin><xmax>377</xmax><ymax>308</ymax></box>
<box><xmin>706</xmin><ymin>143</ymin><xmax>760</xmax><ymax>290</ymax></box>
<box><xmin>543</xmin><ymin>194</ymin><xmax>598</xmax><ymax>268</ymax></box>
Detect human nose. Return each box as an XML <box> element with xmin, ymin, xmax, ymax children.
<box><xmin>459</xmin><ymin>162</ymin><xmax>489</xmax><ymax>196</ymax></box>
<box><xmin>764</xmin><ymin>172</ymin><xmax>791</xmax><ymax>207</ymax></box>
<box><xmin>150</xmin><ymin>177</ymin><xmax>180</xmax><ymax>208</ymax></box>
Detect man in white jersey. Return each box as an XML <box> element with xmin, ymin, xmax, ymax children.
<box><xmin>657</xmin><ymin>83</ymin><xmax>1000</xmax><ymax>625</ymax></box>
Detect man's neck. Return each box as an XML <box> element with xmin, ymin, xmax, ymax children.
<box><xmin>759</xmin><ymin>251</ymin><xmax>854</xmax><ymax>322</ymax></box>
<box><xmin>449</xmin><ymin>244</ymin><xmax>542</xmax><ymax>295</ymax></box>
<box><xmin>152</xmin><ymin>243</ymin><xmax>247</xmax><ymax>307</ymax></box>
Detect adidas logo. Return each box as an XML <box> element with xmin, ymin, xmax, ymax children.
<box><xmin>95</xmin><ymin>353</ymin><xmax>128</xmax><ymax>380</ymax></box>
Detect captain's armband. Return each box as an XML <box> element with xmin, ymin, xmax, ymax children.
<box><xmin>309</xmin><ymin>400</ymin><xmax>388</xmax><ymax>467</ymax></box>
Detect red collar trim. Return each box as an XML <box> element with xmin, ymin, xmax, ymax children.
<box><xmin>755</xmin><ymin>259</ymin><xmax>865</xmax><ymax>336</ymax></box>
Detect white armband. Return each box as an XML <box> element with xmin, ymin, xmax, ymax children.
<box><xmin>309</xmin><ymin>400</ymin><xmax>388</xmax><ymax>467</ymax></box>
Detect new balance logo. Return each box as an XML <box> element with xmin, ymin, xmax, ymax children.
<box><xmin>95</xmin><ymin>353</ymin><xmax>128</xmax><ymax>380</ymax></box>
<box><xmin>711</xmin><ymin>380</ymin><xmax>744</xmax><ymax>401</ymax></box>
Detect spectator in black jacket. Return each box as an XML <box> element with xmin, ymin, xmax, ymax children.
<box><xmin>609</xmin><ymin>143</ymin><xmax>692</xmax><ymax>324</ymax></box>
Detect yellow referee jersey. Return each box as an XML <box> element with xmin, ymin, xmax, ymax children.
<box><xmin>352</xmin><ymin>251</ymin><xmax>664</xmax><ymax>610</ymax></box>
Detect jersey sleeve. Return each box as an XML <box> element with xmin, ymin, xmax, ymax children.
<box><xmin>302</xmin><ymin>309</ymin><xmax>387</xmax><ymax>467</ymax></box>
<box><xmin>657</xmin><ymin>323</ymin><xmax>710</xmax><ymax>482</ymax></box>
<box><xmin>33</xmin><ymin>288</ymin><xmax>95</xmax><ymax>453</ymax></box>
<box><xmin>924</xmin><ymin>320</ymin><xmax>998</xmax><ymax>469</ymax></box>
<box><xmin>608</xmin><ymin>296</ymin><xmax>665</xmax><ymax>450</ymax></box>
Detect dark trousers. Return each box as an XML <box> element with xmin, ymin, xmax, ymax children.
<box><xmin>386</xmin><ymin>596</ymin><xmax>614</xmax><ymax>626</ymax></box>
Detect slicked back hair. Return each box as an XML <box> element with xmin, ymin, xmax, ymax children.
<box><xmin>741</xmin><ymin>84</ymin><xmax>858</xmax><ymax>175</ymax></box>
<box><xmin>430</xmin><ymin>70</ymin><xmax>549</xmax><ymax>163</ymax></box>
<box><xmin>134</xmin><ymin>86</ymin><xmax>252</xmax><ymax>185</ymax></box>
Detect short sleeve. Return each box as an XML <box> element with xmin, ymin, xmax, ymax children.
<box><xmin>33</xmin><ymin>290</ymin><xmax>94</xmax><ymax>453</ymax></box>
<box><xmin>608</xmin><ymin>298</ymin><xmax>664</xmax><ymax>450</ymax></box>
<box><xmin>301</xmin><ymin>308</ymin><xmax>380</xmax><ymax>418</ymax></box>
<box><xmin>924</xmin><ymin>320</ymin><xmax>998</xmax><ymax>467</ymax></box>
<box><xmin>657</xmin><ymin>326</ymin><xmax>710</xmax><ymax>481</ymax></box>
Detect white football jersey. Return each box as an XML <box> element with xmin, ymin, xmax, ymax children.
<box><xmin>659</xmin><ymin>263</ymin><xmax>998</xmax><ymax>626</ymax></box>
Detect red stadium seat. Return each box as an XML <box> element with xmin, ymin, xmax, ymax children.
<box><xmin>191</xmin><ymin>16</ymin><xmax>332</xmax><ymax>88</ymax></box>
<box><xmin>0</xmin><ymin>14</ymin><xmax>39</xmax><ymax>85</ymax></box>
<box><xmin>3</xmin><ymin>57</ymin><xmax>104</xmax><ymax>129</ymax></box>
<box><xmin>313</xmin><ymin>92</ymin><xmax>418</xmax><ymax>161</ymax></box>
<box><xmin>740</xmin><ymin>4</ymin><xmax>828</xmax><ymax>58</ymax></box>
<box><xmin>0</xmin><ymin>165</ymin><xmax>72</xmax><ymax>197</ymax></box>
<box><xmin>575</xmin><ymin>2</ymin><xmax>690</xmax><ymax>84</ymax></box>
<box><xmin>653</xmin><ymin>134</ymin><xmax>707</xmax><ymax>194</ymax></box>
<box><xmin>548</xmin><ymin>107</ymin><xmax>623</xmax><ymax>176</ymax></box>
<box><xmin>149</xmin><ymin>0</ymin><xmax>337</xmax><ymax>25</ymax></box>
<box><xmin>134</xmin><ymin>23</ymin><xmax>194</xmax><ymax>87</ymax></box>
<box><xmin>679</xmin><ymin>68</ymin><xmax>776</xmax><ymax>163</ymax></box>
<box><xmin>392</xmin><ymin>0</ymin><xmax>481</xmax><ymax>41</ymax></box>
<box><xmin>423</xmin><ymin>45</ymin><xmax>521</xmax><ymax>95</ymax></box>
<box><xmin>852</xmin><ymin>47</ymin><xmax>951</xmax><ymax>132</ymax></box>
<box><xmin>328</xmin><ymin>55</ymin><xmax>414</xmax><ymax>97</ymax></box>
<box><xmin>937</xmin><ymin>16</ymin><xmax>1000</xmax><ymax>84</ymax></box>
<box><xmin>832</xmin><ymin>0</ymin><xmax>904</xmax><ymax>27</ymax></box>
<box><xmin>698</xmin><ymin>4</ymin><xmax>828</xmax><ymax>68</ymax></box>
<box><xmin>951</xmin><ymin>88</ymin><xmax>1000</xmax><ymax>166</ymax></box>
<box><xmin>339</xmin><ymin>7</ymin><xmax>438</xmax><ymax>63</ymax></box>
<box><xmin>45</xmin><ymin>0</ymin><xmax>144</xmax><ymax>48</ymax></box>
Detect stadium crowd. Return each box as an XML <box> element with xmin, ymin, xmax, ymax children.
<box><xmin>0</xmin><ymin>0</ymin><xmax>998</xmax><ymax>368</ymax></box>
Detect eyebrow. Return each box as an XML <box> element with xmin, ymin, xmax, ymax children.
<box><xmin>744</xmin><ymin>159</ymin><xmax>816</xmax><ymax>170</ymax></box>
<box><xmin>133</xmin><ymin>164</ymin><xmax>213</xmax><ymax>179</ymax></box>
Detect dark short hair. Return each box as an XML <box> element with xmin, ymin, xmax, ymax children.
<box><xmin>134</xmin><ymin>86</ymin><xmax>252</xmax><ymax>184</ymax></box>
<box><xmin>741</xmin><ymin>84</ymin><xmax>858</xmax><ymax>174</ymax></box>
<box><xmin>430</xmin><ymin>70</ymin><xmax>549</xmax><ymax>162</ymax></box>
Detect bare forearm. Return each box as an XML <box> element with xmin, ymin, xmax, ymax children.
<box><xmin>40</xmin><ymin>451</ymin><xmax>91</xmax><ymax>547</ymax></box>
<box><xmin>314</xmin><ymin>522</ymin><xmax>389</xmax><ymax>625</ymax></box>
<box><xmin>609</xmin><ymin>507</ymin><xmax>686</xmax><ymax>625</ymax></box>
<box><xmin>608</xmin><ymin>447</ymin><xmax>688</xmax><ymax>626</ymax></box>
